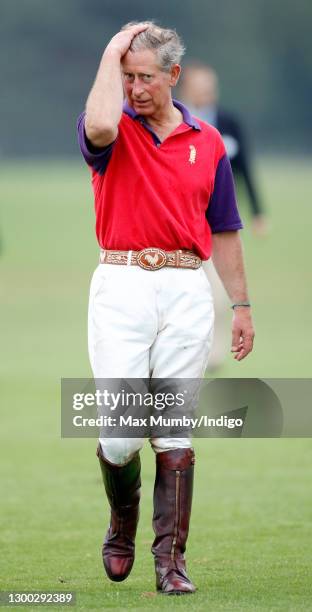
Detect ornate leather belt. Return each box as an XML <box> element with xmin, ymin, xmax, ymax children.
<box><xmin>99</xmin><ymin>248</ymin><xmax>202</xmax><ymax>271</ymax></box>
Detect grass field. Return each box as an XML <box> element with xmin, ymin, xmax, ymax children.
<box><xmin>1</xmin><ymin>158</ymin><xmax>312</xmax><ymax>610</ymax></box>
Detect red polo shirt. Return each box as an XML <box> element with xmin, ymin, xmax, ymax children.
<box><xmin>77</xmin><ymin>99</ymin><xmax>242</xmax><ymax>260</ymax></box>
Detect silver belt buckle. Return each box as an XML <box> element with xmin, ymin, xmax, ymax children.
<box><xmin>137</xmin><ymin>248</ymin><xmax>167</xmax><ymax>270</ymax></box>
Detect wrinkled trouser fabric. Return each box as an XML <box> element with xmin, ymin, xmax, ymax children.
<box><xmin>88</xmin><ymin>263</ymin><xmax>214</xmax><ymax>464</ymax></box>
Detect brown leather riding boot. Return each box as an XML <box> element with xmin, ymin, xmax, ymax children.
<box><xmin>151</xmin><ymin>448</ymin><xmax>196</xmax><ymax>595</ymax></box>
<box><xmin>96</xmin><ymin>444</ymin><xmax>141</xmax><ymax>582</ymax></box>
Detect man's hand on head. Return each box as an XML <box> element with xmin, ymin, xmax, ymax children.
<box><xmin>84</xmin><ymin>23</ymin><xmax>149</xmax><ymax>147</ymax></box>
<box><xmin>106</xmin><ymin>24</ymin><xmax>149</xmax><ymax>58</ymax></box>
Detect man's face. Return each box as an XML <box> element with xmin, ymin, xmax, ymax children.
<box><xmin>121</xmin><ymin>49</ymin><xmax>179</xmax><ymax>116</ymax></box>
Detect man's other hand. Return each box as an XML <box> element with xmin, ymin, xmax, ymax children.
<box><xmin>231</xmin><ymin>308</ymin><xmax>255</xmax><ymax>361</ymax></box>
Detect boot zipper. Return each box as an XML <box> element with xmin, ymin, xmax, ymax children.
<box><xmin>170</xmin><ymin>470</ymin><xmax>181</xmax><ymax>561</ymax></box>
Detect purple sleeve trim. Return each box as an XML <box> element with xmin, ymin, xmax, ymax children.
<box><xmin>206</xmin><ymin>154</ymin><xmax>243</xmax><ymax>233</ymax></box>
<box><xmin>77</xmin><ymin>112</ymin><xmax>116</xmax><ymax>175</ymax></box>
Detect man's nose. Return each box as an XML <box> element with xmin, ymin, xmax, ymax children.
<box><xmin>132</xmin><ymin>78</ymin><xmax>144</xmax><ymax>97</ymax></box>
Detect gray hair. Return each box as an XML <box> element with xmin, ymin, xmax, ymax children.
<box><xmin>121</xmin><ymin>21</ymin><xmax>185</xmax><ymax>72</ymax></box>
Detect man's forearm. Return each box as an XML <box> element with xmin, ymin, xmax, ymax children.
<box><xmin>212</xmin><ymin>231</ymin><xmax>255</xmax><ymax>361</ymax></box>
<box><xmin>211</xmin><ymin>231</ymin><xmax>249</xmax><ymax>303</ymax></box>
<box><xmin>84</xmin><ymin>24</ymin><xmax>148</xmax><ymax>147</ymax></box>
<box><xmin>85</xmin><ymin>49</ymin><xmax>123</xmax><ymax>146</ymax></box>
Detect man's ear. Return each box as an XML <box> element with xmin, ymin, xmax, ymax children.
<box><xmin>169</xmin><ymin>64</ymin><xmax>181</xmax><ymax>87</ymax></box>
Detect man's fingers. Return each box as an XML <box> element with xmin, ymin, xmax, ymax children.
<box><xmin>235</xmin><ymin>346</ymin><xmax>251</xmax><ymax>361</ymax></box>
<box><xmin>231</xmin><ymin>328</ymin><xmax>241</xmax><ymax>352</ymax></box>
<box><xmin>125</xmin><ymin>23</ymin><xmax>150</xmax><ymax>36</ymax></box>
<box><xmin>233</xmin><ymin>335</ymin><xmax>254</xmax><ymax>361</ymax></box>
<box><xmin>231</xmin><ymin>310</ymin><xmax>255</xmax><ymax>361</ymax></box>
<box><xmin>235</xmin><ymin>348</ymin><xmax>251</xmax><ymax>361</ymax></box>
<box><xmin>108</xmin><ymin>24</ymin><xmax>150</xmax><ymax>57</ymax></box>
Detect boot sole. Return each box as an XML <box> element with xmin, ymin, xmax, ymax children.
<box><xmin>156</xmin><ymin>585</ymin><xmax>196</xmax><ymax>595</ymax></box>
<box><xmin>157</xmin><ymin>589</ymin><xmax>196</xmax><ymax>595</ymax></box>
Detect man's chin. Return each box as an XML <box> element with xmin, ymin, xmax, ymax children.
<box><xmin>132</xmin><ymin>101</ymin><xmax>152</xmax><ymax>113</ymax></box>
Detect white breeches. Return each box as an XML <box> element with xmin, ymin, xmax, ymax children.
<box><xmin>88</xmin><ymin>263</ymin><xmax>214</xmax><ymax>464</ymax></box>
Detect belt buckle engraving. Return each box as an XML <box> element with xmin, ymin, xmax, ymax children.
<box><xmin>137</xmin><ymin>248</ymin><xmax>167</xmax><ymax>270</ymax></box>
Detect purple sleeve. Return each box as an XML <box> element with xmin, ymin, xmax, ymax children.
<box><xmin>77</xmin><ymin>112</ymin><xmax>116</xmax><ymax>175</ymax></box>
<box><xmin>206</xmin><ymin>154</ymin><xmax>243</xmax><ymax>233</ymax></box>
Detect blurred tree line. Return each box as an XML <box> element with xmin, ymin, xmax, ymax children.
<box><xmin>1</xmin><ymin>0</ymin><xmax>311</xmax><ymax>157</ymax></box>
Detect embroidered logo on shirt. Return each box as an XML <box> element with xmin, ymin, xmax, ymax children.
<box><xmin>189</xmin><ymin>145</ymin><xmax>197</xmax><ymax>164</ymax></box>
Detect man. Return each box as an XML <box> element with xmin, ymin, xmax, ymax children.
<box><xmin>180</xmin><ymin>63</ymin><xmax>268</xmax><ymax>237</ymax></box>
<box><xmin>77</xmin><ymin>21</ymin><xmax>255</xmax><ymax>595</ymax></box>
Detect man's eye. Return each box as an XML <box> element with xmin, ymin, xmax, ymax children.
<box><xmin>124</xmin><ymin>74</ymin><xmax>134</xmax><ymax>81</ymax></box>
<box><xmin>143</xmin><ymin>75</ymin><xmax>152</xmax><ymax>82</ymax></box>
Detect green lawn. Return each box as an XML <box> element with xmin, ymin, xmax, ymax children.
<box><xmin>1</xmin><ymin>159</ymin><xmax>312</xmax><ymax>610</ymax></box>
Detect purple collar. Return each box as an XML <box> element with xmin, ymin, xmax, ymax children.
<box><xmin>123</xmin><ymin>98</ymin><xmax>201</xmax><ymax>131</ymax></box>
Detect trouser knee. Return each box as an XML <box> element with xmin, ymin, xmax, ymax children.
<box><xmin>150</xmin><ymin>437</ymin><xmax>192</xmax><ymax>454</ymax></box>
<box><xmin>99</xmin><ymin>437</ymin><xmax>144</xmax><ymax>465</ymax></box>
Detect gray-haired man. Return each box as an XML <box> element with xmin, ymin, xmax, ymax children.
<box><xmin>78</xmin><ymin>21</ymin><xmax>254</xmax><ymax>595</ymax></box>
